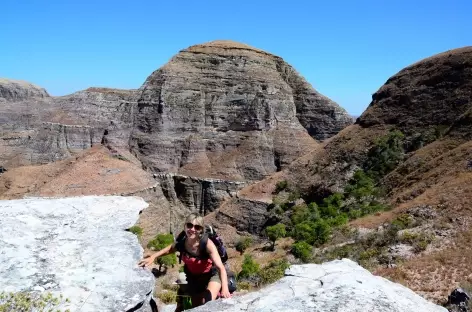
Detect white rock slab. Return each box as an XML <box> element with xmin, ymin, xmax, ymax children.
<box><xmin>190</xmin><ymin>259</ymin><xmax>447</xmax><ymax>312</ymax></box>
<box><xmin>0</xmin><ymin>196</ymin><xmax>155</xmax><ymax>311</ymax></box>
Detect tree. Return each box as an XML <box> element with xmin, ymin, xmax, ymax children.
<box><xmin>235</xmin><ymin>236</ymin><xmax>253</xmax><ymax>254</ymax></box>
<box><xmin>147</xmin><ymin>233</ymin><xmax>176</xmax><ymax>272</ymax></box>
<box><xmin>265</xmin><ymin>223</ymin><xmax>286</xmax><ymax>251</ymax></box>
<box><xmin>238</xmin><ymin>255</ymin><xmax>260</xmax><ymax>279</ymax></box>
<box><xmin>291</xmin><ymin>241</ymin><xmax>312</xmax><ymax>263</ymax></box>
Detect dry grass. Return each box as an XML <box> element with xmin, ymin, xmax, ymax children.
<box><xmin>375</xmin><ymin>229</ymin><xmax>472</xmax><ymax>303</ymax></box>
<box><xmin>0</xmin><ymin>145</ymin><xmax>156</xmax><ymax>199</ymax></box>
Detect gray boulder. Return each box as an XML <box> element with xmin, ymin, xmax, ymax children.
<box><xmin>0</xmin><ymin>196</ymin><xmax>155</xmax><ymax>312</ymax></box>
<box><xmin>189</xmin><ymin>259</ymin><xmax>446</xmax><ymax>312</ymax></box>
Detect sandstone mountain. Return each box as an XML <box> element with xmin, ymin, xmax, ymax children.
<box><xmin>131</xmin><ymin>40</ymin><xmax>352</xmax><ymax>181</ymax></box>
<box><xmin>219</xmin><ymin>46</ymin><xmax>472</xmax><ymax>303</ymax></box>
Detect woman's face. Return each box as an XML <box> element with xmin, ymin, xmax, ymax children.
<box><xmin>185</xmin><ymin>219</ymin><xmax>203</xmax><ymax>238</ymax></box>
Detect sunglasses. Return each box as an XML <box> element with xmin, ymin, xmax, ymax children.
<box><xmin>186</xmin><ymin>223</ymin><xmax>203</xmax><ymax>231</ymax></box>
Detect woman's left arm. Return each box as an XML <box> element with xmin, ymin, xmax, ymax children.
<box><xmin>206</xmin><ymin>239</ymin><xmax>231</xmax><ymax>298</ymax></box>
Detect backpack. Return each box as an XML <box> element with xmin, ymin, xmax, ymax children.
<box><xmin>175</xmin><ymin>225</ymin><xmax>228</xmax><ymax>264</ymax></box>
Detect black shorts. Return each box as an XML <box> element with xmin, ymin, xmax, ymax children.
<box><xmin>184</xmin><ymin>268</ymin><xmax>221</xmax><ymax>295</ymax></box>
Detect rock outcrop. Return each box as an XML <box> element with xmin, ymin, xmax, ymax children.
<box><xmin>358</xmin><ymin>47</ymin><xmax>472</xmax><ymax>135</ymax></box>
<box><xmin>130</xmin><ymin>40</ymin><xmax>352</xmax><ymax>180</ymax></box>
<box><xmin>162</xmin><ymin>259</ymin><xmax>446</xmax><ymax>312</ymax></box>
<box><xmin>0</xmin><ymin>196</ymin><xmax>155</xmax><ymax>312</ymax></box>
<box><xmin>0</xmin><ymin>87</ymin><xmax>139</xmax><ymax>167</ymax></box>
<box><xmin>0</xmin><ymin>78</ymin><xmax>49</xmax><ymax>102</ymax></box>
<box><xmin>156</xmin><ymin>173</ymin><xmax>248</xmax><ymax>215</ymax></box>
<box><xmin>52</xmin><ymin>88</ymin><xmax>140</xmax><ymax>149</ymax></box>
<box><xmin>277</xmin><ymin>46</ymin><xmax>472</xmax><ymax>197</ymax></box>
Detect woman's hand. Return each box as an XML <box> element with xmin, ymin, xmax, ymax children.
<box><xmin>220</xmin><ymin>287</ymin><xmax>231</xmax><ymax>299</ymax></box>
<box><xmin>138</xmin><ymin>255</ymin><xmax>155</xmax><ymax>267</ymax></box>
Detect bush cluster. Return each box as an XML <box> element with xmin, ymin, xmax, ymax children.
<box><xmin>266</xmin><ymin>131</ymin><xmax>408</xmax><ymax>262</ymax></box>
<box><xmin>235</xmin><ymin>236</ymin><xmax>253</xmax><ymax>254</ymax></box>
<box><xmin>237</xmin><ymin>256</ymin><xmax>290</xmax><ymax>288</ymax></box>
<box><xmin>128</xmin><ymin>225</ymin><xmax>143</xmax><ymax>238</ymax></box>
<box><xmin>147</xmin><ymin>233</ymin><xmax>176</xmax><ymax>270</ymax></box>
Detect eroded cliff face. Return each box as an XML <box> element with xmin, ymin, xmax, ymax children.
<box><xmin>130</xmin><ymin>40</ymin><xmax>352</xmax><ymax>181</ymax></box>
<box><xmin>0</xmin><ymin>85</ymin><xmax>139</xmax><ymax>167</ymax></box>
<box><xmin>0</xmin><ymin>78</ymin><xmax>49</xmax><ymax>102</ymax></box>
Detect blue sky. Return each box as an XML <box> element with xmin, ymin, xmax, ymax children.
<box><xmin>1</xmin><ymin>0</ymin><xmax>470</xmax><ymax>115</ymax></box>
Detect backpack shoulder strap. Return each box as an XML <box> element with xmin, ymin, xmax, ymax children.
<box><xmin>199</xmin><ymin>232</ymin><xmax>210</xmax><ymax>258</ymax></box>
<box><xmin>175</xmin><ymin>231</ymin><xmax>187</xmax><ymax>264</ymax></box>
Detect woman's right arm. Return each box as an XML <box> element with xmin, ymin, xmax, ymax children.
<box><xmin>138</xmin><ymin>243</ymin><xmax>176</xmax><ymax>267</ymax></box>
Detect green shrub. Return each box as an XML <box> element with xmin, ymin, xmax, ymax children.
<box><xmin>128</xmin><ymin>225</ymin><xmax>143</xmax><ymax>238</ymax></box>
<box><xmin>258</xmin><ymin>259</ymin><xmax>290</xmax><ymax>285</ymax></box>
<box><xmin>344</xmin><ymin>170</ymin><xmax>377</xmax><ymax>199</ymax></box>
<box><xmin>291</xmin><ymin>241</ymin><xmax>312</xmax><ymax>263</ymax></box>
<box><xmin>161</xmin><ymin>281</ymin><xmax>180</xmax><ymax>292</ymax></box>
<box><xmin>312</xmin><ymin>220</ymin><xmax>332</xmax><ymax>246</ymax></box>
<box><xmin>359</xmin><ymin>248</ymin><xmax>381</xmax><ymax>261</ymax></box>
<box><xmin>274</xmin><ymin>180</ymin><xmax>288</xmax><ymax>193</ymax></box>
<box><xmin>363</xmin><ymin>130</ymin><xmax>405</xmax><ymax>181</ymax></box>
<box><xmin>147</xmin><ymin>233</ymin><xmax>176</xmax><ymax>270</ymax></box>
<box><xmin>287</xmin><ymin>190</ymin><xmax>301</xmax><ymax>202</ymax></box>
<box><xmin>0</xmin><ymin>291</ymin><xmax>70</xmax><ymax>312</ymax></box>
<box><xmin>292</xmin><ymin>220</ymin><xmax>331</xmax><ymax>247</ymax></box>
<box><xmin>291</xmin><ymin>204</ymin><xmax>311</xmax><ymax>225</ymax></box>
<box><xmin>399</xmin><ymin>232</ymin><xmax>433</xmax><ymax>253</ymax></box>
<box><xmin>237</xmin><ymin>281</ymin><xmax>253</xmax><ymax>290</ymax></box>
<box><xmin>391</xmin><ymin>214</ymin><xmax>414</xmax><ymax>230</ymax></box>
<box><xmin>266</xmin><ymin>223</ymin><xmax>286</xmax><ymax>250</ymax></box>
<box><xmin>325</xmin><ymin>214</ymin><xmax>349</xmax><ymax>227</ymax></box>
<box><xmin>292</xmin><ymin>222</ymin><xmax>316</xmax><ymax>245</ymax></box>
<box><xmin>398</xmin><ymin>231</ymin><xmax>419</xmax><ymax>244</ymax></box>
<box><xmin>235</xmin><ymin>236</ymin><xmax>253</xmax><ymax>254</ymax></box>
<box><xmin>273</xmin><ymin>206</ymin><xmax>285</xmax><ymax>215</ymax></box>
<box><xmin>238</xmin><ymin>255</ymin><xmax>260</xmax><ymax>279</ymax></box>
<box><xmin>157</xmin><ymin>291</ymin><xmax>177</xmax><ymax>304</ymax></box>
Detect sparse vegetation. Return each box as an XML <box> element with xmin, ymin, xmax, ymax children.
<box><xmin>235</xmin><ymin>236</ymin><xmax>253</xmax><ymax>254</ymax></box>
<box><xmin>237</xmin><ymin>257</ymin><xmax>290</xmax><ymax>289</ymax></box>
<box><xmin>363</xmin><ymin>130</ymin><xmax>405</xmax><ymax>181</ymax></box>
<box><xmin>274</xmin><ymin>180</ymin><xmax>288</xmax><ymax>193</ymax></box>
<box><xmin>238</xmin><ymin>255</ymin><xmax>260</xmax><ymax>279</ymax></box>
<box><xmin>265</xmin><ymin>131</ymin><xmax>409</xmax><ymax>266</ymax></box>
<box><xmin>265</xmin><ymin>223</ymin><xmax>286</xmax><ymax>251</ymax></box>
<box><xmin>0</xmin><ymin>291</ymin><xmax>70</xmax><ymax>312</ymax></box>
<box><xmin>291</xmin><ymin>241</ymin><xmax>312</xmax><ymax>262</ymax></box>
<box><xmin>258</xmin><ymin>259</ymin><xmax>290</xmax><ymax>285</ymax></box>
<box><xmin>157</xmin><ymin>290</ymin><xmax>177</xmax><ymax>304</ymax></box>
<box><xmin>128</xmin><ymin>225</ymin><xmax>143</xmax><ymax>238</ymax></box>
<box><xmin>147</xmin><ymin>233</ymin><xmax>176</xmax><ymax>271</ymax></box>
<box><xmin>112</xmin><ymin>154</ymin><xmax>129</xmax><ymax>162</ymax></box>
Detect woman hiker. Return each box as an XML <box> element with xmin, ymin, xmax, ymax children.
<box><xmin>138</xmin><ymin>213</ymin><xmax>231</xmax><ymax>311</ymax></box>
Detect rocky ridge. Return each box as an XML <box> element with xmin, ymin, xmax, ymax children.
<box><xmin>0</xmin><ymin>78</ymin><xmax>49</xmax><ymax>102</ymax></box>
<box><xmin>0</xmin><ymin>196</ymin><xmax>155</xmax><ymax>312</ymax></box>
